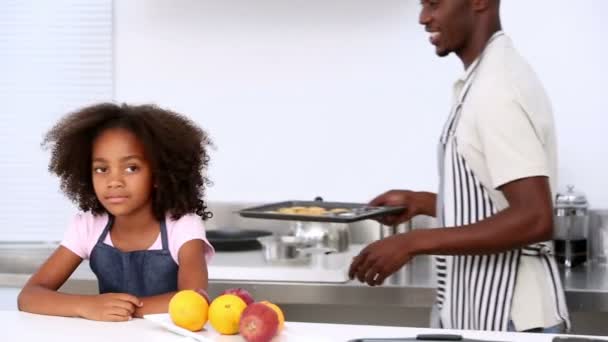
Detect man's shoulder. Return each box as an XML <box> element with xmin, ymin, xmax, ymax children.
<box><xmin>472</xmin><ymin>35</ymin><xmax>551</xmax><ymax>110</ymax></box>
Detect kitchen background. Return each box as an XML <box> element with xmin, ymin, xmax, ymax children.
<box><xmin>114</xmin><ymin>0</ymin><xmax>608</xmax><ymax>204</ymax></box>
<box><xmin>2</xmin><ymin>0</ymin><xmax>607</xmax><ymax>242</ymax></box>
<box><xmin>1</xmin><ymin>0</ymin><xmax>608</xmax><ymax>334</ymax></box>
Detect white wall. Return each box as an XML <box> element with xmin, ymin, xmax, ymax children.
<box><xmin>0</xmin><ymin>288</ymin><xmax>19</xmax><ymax>310</ymax></box>
<box><xmin>0</xmin><ymin>1</ymin><xmax>113</xmax><ymax>241</ymax></box>
<box><xmin>114</xmin><ymin>0</ymin><xmax>608</xmax><ymax>208</ymax></box>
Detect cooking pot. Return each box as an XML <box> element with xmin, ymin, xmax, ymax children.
<box><xmin>290</xmin><ymin>221</ymin><xmax>350</xmax><ymax>252</ymax></box>
<box><xmin>257</xmin><ymin>235</ymin><xmax>337</xmax><ymax>263</ymax></box>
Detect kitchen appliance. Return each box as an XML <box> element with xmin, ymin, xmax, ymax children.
<box><xmin>256</xmin><ymin>235</ymin><xmax>337</xmax><ymax>263</ymax></box>
<box><xmin>589</xmin><ymin>213</ymin><xmax>608</xmax><ymax>264</ymax></box>
<box><xmin>206</xmin><ymin>229</ymin><xmax>272</xmax><ymax>251</ymax></box>
<box><xmin>380</xmin><ymin>221</ymin><xmax>412</xmax><ymax>239</ymax></box>
<box><xmin>252</xmin><ymin>220</ymin><xmax>349</xmax><ymax>264</ymax></box>
<box><xmin>291</xmin><ymin>221</ymin><xmax>350</xmax><ymax>252</ymax></box>
<box><xmin>554</xmin><ymin>185</ymin><xmax>589</xmax><ymax>267</ymax></box>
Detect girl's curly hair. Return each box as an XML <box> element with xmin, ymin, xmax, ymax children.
<box><xmin>42</xmin><ymin>103</ymin><xmax>213</xmax><ymax>221</ymax></box>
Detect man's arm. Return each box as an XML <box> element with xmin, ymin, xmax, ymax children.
<box><xmin>350</xmin><ymin>176</ymin><xmax>553</xmax><ymax>285</ymax></box>
<box><xmin>413</xmin><ymin>175</ymin><xmax>553</xmax><ymax>255</ymax></box>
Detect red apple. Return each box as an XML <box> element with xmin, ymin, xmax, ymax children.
<box><xmin>220</xmin><ymin>288</ymin><xmax>254</xmax><ymax>306</ymax></box>
<box><xmin>239</xmin><ymin>303</ymin><xmax>279</xmax><ymax>342</ymax></box>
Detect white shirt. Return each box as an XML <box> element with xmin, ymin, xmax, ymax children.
<box><xmin>453</xmin><ymin>33</ymin><xmax>566</xmax><ymax>331</ymax></box>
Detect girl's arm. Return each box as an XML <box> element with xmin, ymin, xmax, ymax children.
<box><xmin>18</xmin><ymin>246</ymin><xmax>86</xmax><ymax>316</ymax></box>
<box><xmin>133</xmin><ymin>239</ymin><xmax>209</xmax><ymax>317</ymax></box>
<box><xmin>18</xmin><ymin>246</ymin><xmax>141</xmax><ymax>321</ymax></box>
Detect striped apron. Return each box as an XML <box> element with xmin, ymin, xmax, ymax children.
<box><xmin>435</xmin><ymin>33</ymin><xmax>570</xmax><ymax>331</ymax></box>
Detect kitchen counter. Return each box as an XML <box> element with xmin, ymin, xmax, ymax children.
<box><xmin>2</xmin><ymin>310</ymin><xmax>605</xmax><ymax>342</ymax></box>
<box><xmin>1</xmin><ymin>243</ymin><xmax>607</xmax><ymax>312</ymax></box>
<box><xmin>206</xmin><ymin>257</ymin><xmax>608</xmax><ymax>313</ymax></box>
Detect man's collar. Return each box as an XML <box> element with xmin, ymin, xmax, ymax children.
<box><xmin>457</xmin><ymin>30</ymin><xmax>505</xmax><ymax>83</ymax></box>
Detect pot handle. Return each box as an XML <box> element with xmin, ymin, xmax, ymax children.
<box><xmin>296</xmin><ymin>246</ymin><xmax>337</xmax><ymax>256</ymax></box>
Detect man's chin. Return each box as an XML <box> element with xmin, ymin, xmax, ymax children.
<box><xmin>435</xmin><ymin>47</ymin><xmax>450</xmax><ymax>57</ymax></box>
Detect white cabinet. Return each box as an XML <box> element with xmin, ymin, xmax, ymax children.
<box><xmin>0</xmin><ymin>287</ymin><xmax>20</xmax><ymax>310</ymax></box>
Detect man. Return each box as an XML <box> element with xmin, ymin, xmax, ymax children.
<box><xmin>348</xmin><ymin>0</ymin><xmax>570</xmax><ymax>333</ymax></box>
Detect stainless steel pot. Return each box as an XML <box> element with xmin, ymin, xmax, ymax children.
<box><xmin>554</xmin><ymin>185</ymin><xmax>589</xmax><ymax>268</ymax></box>
<box><xmin>290</xmin><ymin>221</ymin><xmax>350</xmax><ymax>252</ymax></box>
<box><xmin>258</xmin><ymin>235</ymin><xmax>336</xmax><ymax>262</ymax></box>
<box><xmin>256</xmin><ymin>235</ymin><xmax>337</xmax><ymax>263</ymax></box>
<box><xmin>379</xmin><ymin>221</ymin><xmax>412</xmax><ymax>239</ymax></box>
<box><xmin>257</xmin><ymin>235</ymin><xmax>306</xmax><ymax>262</ymax></box>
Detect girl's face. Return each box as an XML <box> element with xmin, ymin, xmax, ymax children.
<box><xmin>91</xmin><ymin>128</ymin><xmax>154</xmax><ymax>218</ymax></box>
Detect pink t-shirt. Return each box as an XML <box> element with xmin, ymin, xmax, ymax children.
<box><xmin>60</xmin><ymin>212</ymin><xmax>214</xmax><ymax>264</ymax></box>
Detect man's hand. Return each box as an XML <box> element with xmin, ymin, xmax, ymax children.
<box><xmin>370</xmin><ymin>190</ymin><xmax>436</xmax><ymax>226</ymax></box>
<box><xmin>348</xmin><ymin>233</ymin><xmax>419</xmax><ymax>286</ymax></box>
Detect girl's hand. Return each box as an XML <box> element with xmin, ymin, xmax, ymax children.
<box><xmin>79</xmin><ymin>293</ymin><xmax>143</xmax><ymax>322</ymax></box>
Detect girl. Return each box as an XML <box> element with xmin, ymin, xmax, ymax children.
<box><xmin>18</xmin><ymin>103</ymin><xmax>215</xmax><ymax>321</ymax></box>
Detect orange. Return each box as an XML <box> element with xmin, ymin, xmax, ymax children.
<box><xmin>168</xmin><ymin>290</ymin><xmax>209</xmax><ymax>332</ymax></box>
<box><xmin>208</xmin><ymin>294</ymin><xmax>247</xmax><ymax>335</ymax></box>
<box><xmin>260</xmin><ymin>300</ymin><xmax>285</xmax><ymax>330</ymax></box>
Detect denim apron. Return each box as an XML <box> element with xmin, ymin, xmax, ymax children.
<box><xmin>89</xmin><ymin>216</ymin><xmax>179</xmax><ymax>297</ymax></box>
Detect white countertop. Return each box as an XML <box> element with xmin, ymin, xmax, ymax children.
<box><xmin>0</xmin><ymin>245</ymin><xmax>363</xmax><ymax>285</ymax></box>
<box><xmin>2</xmin><ymin>310</ymin><xmax>605</xmax><ymax>342</ymax></box>
<box><xmin>207</xmin><ymin>245</ymin><xmax>364</xmax><ymax>283</ymax></box>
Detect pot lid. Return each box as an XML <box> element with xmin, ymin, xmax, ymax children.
<box><xmin>555</xmin><ymin>185</ymin><xmax>588</xmax><ymax>209</ymax></box>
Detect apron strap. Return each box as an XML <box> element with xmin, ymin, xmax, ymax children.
<box><xmin>437</xmin><ymin>32</ymin><xmax>505</xmax><ymax>222</ymax></box>
<box><xmin>440</xmin><ymin>31</ymin><xmax>505</xmax><ymax>144</ymax></box>
<box><xmin>159</xmin><ymin>220</ymin><xmax>170</xmax><ymax>251</ymax></box>
<box><xmin>96</xmin><ymin>215</ymin><xmax>114</xmax><ymax>244</ymax></box>
<box><xmin>96</xmin><ymin>215</ymin><xmax>169</xmax><ymax>251</ymax></box>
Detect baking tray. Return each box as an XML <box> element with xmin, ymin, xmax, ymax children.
<box><xmin>238</xmin><ymin>200</ymin><xmax>406</xmax><ymax>223</ymax></box>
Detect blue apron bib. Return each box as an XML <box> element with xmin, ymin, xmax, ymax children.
<box><xmin>89</xmin><ymin>216</ymin><xmax>178</xmax><ymax>297</ymax></box>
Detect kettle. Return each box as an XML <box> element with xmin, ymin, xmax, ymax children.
<box><xmin>553</xmin><ymin>185</ymin><xmax>589</xmax><ymax>267</ymax></box>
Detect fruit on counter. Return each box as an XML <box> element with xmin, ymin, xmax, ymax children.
<box><xmin>220</xmin><ymin>287</ymin><xmax>255</xmax><ymax>306</ymax></box>
<box><xmin>239</xmin><ymin>302</ymin><xmax>280</xmax><ymax>342</ymax></box>
<box><xmin>208</xmin><ymin>294</ymin><xmax>247</xmax><ymax>335</ymax></box>
<box><xmin>168</xmin><ymin>290</ymin><xmax>209</xmax><ymax>332</ymax></box>
<box><xmin>260</xmin><ymin>301</ymin><xmax>285</xmax><ymax>330</ymax></box>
